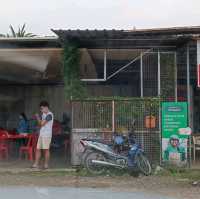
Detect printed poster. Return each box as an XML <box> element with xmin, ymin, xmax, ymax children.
<box><xmin>162</xmin><ymin>102</ymin><xmax>188</xmax><ymax>166</ymax></box>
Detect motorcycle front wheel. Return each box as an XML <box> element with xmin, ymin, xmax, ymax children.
<box><xmin>84</xmin><ymin>152</ymin><xmax>106</xmax><ymax>175</ymax></box>
<box><xmin>135</xmin><ymin>153</ymin><xmax>152</xmax><ymax>176</ymax></box>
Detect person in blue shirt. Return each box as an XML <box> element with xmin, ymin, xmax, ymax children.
<box><xmin>17</xmin><ymin>113</ymin><xmax>28</xmax><ymax>133</ymax></box>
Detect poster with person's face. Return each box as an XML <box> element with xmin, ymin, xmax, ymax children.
<box><xmin>162</xmin><ymin>137</ymin><xmax>187</xmax><ymax>165</ymax></box>
<box><xmin>161</xmin><ymin>102</ymin><xmax>188</xmax><ymax>166</ymax></box>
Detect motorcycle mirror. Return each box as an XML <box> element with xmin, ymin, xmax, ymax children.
<box><xmin>131</xmin><ymin>119</ymin><xmax>136</xmax><ymax>126</ymax></box>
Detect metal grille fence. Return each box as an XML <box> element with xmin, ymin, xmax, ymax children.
<box><xmin>143</xmin><ymin>53</ymin><xmax>158</xmax><ymax>97</ymax></box>
<box><xmin>72</xmin><ymin>98</ymin><xmax>160</xmax><ymax>164</ymax></box>
<box><xmin>72</xmin><ymin>101</ymin><xmax>112</xmax><ymax>129</ymax></box>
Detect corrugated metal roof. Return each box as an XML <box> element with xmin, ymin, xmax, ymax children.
<box><xmin>52</xmin><ymin>26</ymin><xmax>200</xmax><ymax>49</ymax></box>
<box><xmin>0</xmin><ymin>37</ymin><xmax>61</xmax><ymax>49</ymax></box>
<box><xmin>52</xmin><ymin>26</ymin><xmax>200</xmax><ymax>39</ymax></box>
<box><xmin>0</xmin><ymin>36</ymin><xmax>58</xmax><ymax>41</ymax></box>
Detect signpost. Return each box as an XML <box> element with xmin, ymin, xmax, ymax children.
<box><xmin>161</xmin><ymin>102</ymin><xmax>188</xmax><ymax>165</ymax></box>
<box><xmin>197</xmin><ymin>64</ymin><xmax>200</xmax><ymax>87</ymax></box>
<box><xmin>197</xmin><ymin>40</ymin><xmax>200</xmax><ymax>87</ymax></box>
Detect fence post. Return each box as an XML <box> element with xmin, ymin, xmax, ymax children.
<box><xmin>112</xmin><ymin>100</ymin><xmax>115</xmax><ymax>133</ymax></box>
<box><xmin>140</xmin><ymin>53</ymin><xmax>143</xmax><ymax>97</ymax></box>
<box><xmin>71</xmin><ymin>101</ymin><xmax>74</xmax><ymax>129</ymax></box>
<box><xmin>158</xmin><ymin>51</ymin><xmax>162</xmax><ymax>165</ymax></box>
<box><xmin>158</xmin><ymin>51</ymin><xmax>161</xmax><ymax>96</ymax></box>
<box><xmin>174</xmin><ymin>52</ymin><xmax>178</xmax><ymax>102</ymax></box>
<box><xmin>187</xmin><ymin>44</ymin><xmax>192</xmax><ymax>168</ymax></box>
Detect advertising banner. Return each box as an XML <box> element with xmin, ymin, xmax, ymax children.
<box><xmin>161</xmin><ymin>102</ymin><xmax>188</xmax><ymax>165</ymax></box>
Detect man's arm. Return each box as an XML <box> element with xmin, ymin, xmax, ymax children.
<box><xmin>36</xmin><ymin>114</ymin><xmax>52</xmax><ymax>127</ymax></box>
<box><xmin>40</xmin><ymin>120</ymin><xmax>48</xmax><ymax>127</ymax></box>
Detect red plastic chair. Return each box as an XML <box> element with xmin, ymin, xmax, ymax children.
<box><xmin>19</xmin><ymin>135</ymin><xmax>34</xmax><ymax>161</ymax></box>
<box><xmin>0</xmin><ymin>143</ymin><xmax>8</xmax><ymax>160</ymax></box>
<box><xmin>52</xmin><ymin>120</ymin><xmax>62</xmax><ymax>135</ymax></box>
<box><xmin>0</xmin><ymin>130</ymin><xmax>9</xmax><ymax>137</ymax></box>
<box><xmin>0</xmin><ymin>131</ymin><xmax>9</xmax><ymax>160</ymax></box>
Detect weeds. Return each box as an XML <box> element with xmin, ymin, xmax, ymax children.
<box><xmin>156</xmin><ymin>166</ymin><xmax>200</xmax><ymax>181</ymax></box>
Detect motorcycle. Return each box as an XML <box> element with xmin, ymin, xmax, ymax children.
<box><xmin>80</xmin><ymin>124</ymin><xmax>152</xmax><ymax>176</ymax></box>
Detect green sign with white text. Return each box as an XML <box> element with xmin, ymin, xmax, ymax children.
<box><xmin>162</xmin><ymin>102</ymin><xmax>188</xmax><ymax>138</ymax></box>
<box><xmin>161</xmin><ymin>102</ymin><xmax>188</xmax><ymax>164</ymax></box>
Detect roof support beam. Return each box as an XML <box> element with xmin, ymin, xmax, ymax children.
<box><xmin>107</xmin><ymin>49</ymin><xmax>152</xmax><ymax>80</ymax></box>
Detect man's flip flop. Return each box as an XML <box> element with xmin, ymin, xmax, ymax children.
<box><xmin>31</xmin><ymin>165</ymin><xmax>39</xmax><ymax>169</ymax></box>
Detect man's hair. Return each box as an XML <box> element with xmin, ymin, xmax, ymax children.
<box><xmin>39</xmin><ymin>101</ymin><xmax>49</xmax><ymax>108</ymax></box>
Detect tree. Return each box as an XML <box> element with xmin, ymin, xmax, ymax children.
<box><xmin>2</xmin><ymin>24</ymin><xmax>37</xmax><ymax>38</ymax></box>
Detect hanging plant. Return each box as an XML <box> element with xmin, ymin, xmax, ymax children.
<box><xmin>63</xmin><ymin>43</ymin><xmax>87</xmax><ymax>100</ymax></box>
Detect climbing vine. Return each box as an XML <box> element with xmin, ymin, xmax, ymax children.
<box><xmin>62</xmin><ymin>43</ymin><xmax>87</xmax><ymax>100</ymax></box>
<box><xmin>160</xmin><ymin>54</ymin><xmax>175</xmax><ymax>100</ymax></box>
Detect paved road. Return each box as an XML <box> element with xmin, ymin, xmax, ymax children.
<box><xmin>0</xmin><ymin>187</ymin><xmax>175</xmax><ymax>199</ymax></box>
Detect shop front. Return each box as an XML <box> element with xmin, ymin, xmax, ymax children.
<box><xmin>54</xmin><ymin>27</ymin><xmax>200</xmax><ymax>166</ymax></box>
<box><xmin>0</xmin><ymin>37</ymin><xmax>71</xmax><ymax>168</ymax></box>
<box><xmin>0</xmin><ymin>27</ymin><xmax>200</xmax><ymax>169</ymax></box>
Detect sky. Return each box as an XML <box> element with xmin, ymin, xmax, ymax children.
<box><xmin>0</xmin><ymin>0</ymin><xmax>200</xmax><ymax>36</ymax></box>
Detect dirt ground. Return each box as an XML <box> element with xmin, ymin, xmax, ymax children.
<box><xmin>0</xmin><ymin>156</ymin><xmax>200</xmax><ymax>199</ymax></box>
<box><xmin>0</xmin><ymin>171</ymin><xmax>199</xmax><ymax>199</ymax></box>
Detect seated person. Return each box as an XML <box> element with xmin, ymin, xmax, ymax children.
<box><xmin>17</xmin><ymin>113</ymin><xmax>28</xmax><ymax>133</ymax></box>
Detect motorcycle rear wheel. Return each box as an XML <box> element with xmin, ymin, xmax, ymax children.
<box><xmin>81</xmin><ymin>149</ymin><xmax>92</xmax><ymax>166</ymax></box>
<box><xmin>135</xmin><ymin>153</ymin><xmax>152</xmax><ymax>176</ymax></box>
<box><xmin>84</xmin><ymin>152</ymin><xmax>106</xmax><ymax>175</ymax></box>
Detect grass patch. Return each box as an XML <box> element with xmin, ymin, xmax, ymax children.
<box><xmin>156</xmin><ymin>167</ymin><xmax>200</xmax><ymax>181</ymax></box>
<box><xmin>77</xmin><ymin>167</ymin><xmax>140</xmax><ymax>177</ymax></box>
<box><xmin>28</xmin><ymin>171</ymin><xmax>77</xmax><ymax>177</ymax></box>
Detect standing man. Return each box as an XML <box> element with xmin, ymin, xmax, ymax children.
<box><xmin>32</xmin><ymin>101</ymin><xmax>54</xmax><ymax>169</ymax></box>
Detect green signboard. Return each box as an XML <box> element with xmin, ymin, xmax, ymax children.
<box><xmin>161</xmin><ymin>102</ymin><xmax>188</xmax><ymax>165</ymax></box>
<box><xmin>162</xmin><ymin>102</ymin><xmax>188</xmax><ymax>138</ymax></box>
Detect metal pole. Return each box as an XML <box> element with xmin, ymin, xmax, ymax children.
<box><xmin>158</xmin><ymin>51</ymin><xmax>162</xmax><ymax>165</ymax></box>
<box><xmin>71</xmin><ymin>101</ymin><xmax>74</xmax><ymax>129</ymax></box>
<box><xmin>175</xmin><ymin>52</ymin><xmax>178</xmax><ymax>102</ymax></box>
<box><xmin>107</xmin><ymin>48</ymin><xmax>152</xmax><ymax>80</ymax></box>
<box><xmin>158</xmin><ymin>51</ymin><xmax>161</xmax><ymax>131</ymax></box>
<box><xmin>158</xmin><ymin>51</ymin><xmax>161</xmax><ymax>96</ymax></box>
<box><xmin>140</xmin><ymin>53</ymin><xmax>143</xmax><ymax>97</ymax></box>
<box><xmin>187</xmin><ymin>44</ymin><xmax>191</xmax><ymax>126</ymax></box>
<box><xmin>187</xmin><ymin>44</ymin><xmax>192</xmax><ymax>168</ymax></box>
<box><xmin>104</xmin><ymin>49</ymin><xmax>107</xmax><ymax>80</ymax></box>
<box><xmin>112</xmin><ymin>100</ymin><xmax>115</xmax><ymax>132</ymax></box>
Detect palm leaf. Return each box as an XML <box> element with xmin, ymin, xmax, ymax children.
<box><xmin>17</xmin><ymin>26</ymin><xmax>21</xmax><ymax>37</ymax></box>
<box><xmin>20</xmin><ymin>23</ymin><xmax>26</xmax><ymax>36</ymax></box>
<box><xmin>25</xmin><ymin>33</ymin><xmax>37</xmax><ymax>37</ymax></box>
<box><xmin>9</xmin><ymin>25</ymin><xmax>16</xmax><ymax>37</ymax></box>
<box><xmin>8</xmin><ymin>24</ymin><xmax>36</xmax><ymax>37</ymax></box>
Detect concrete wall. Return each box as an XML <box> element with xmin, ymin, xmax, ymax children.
<box><xmin>0</xmin><ymin>85</ymin><xmax>66</xmax><ymax>130</ymax></box>
<box><xmin>0</xmin><ymin>86</ymin><xmax>25</xmax><ymax>129</ymax></box>
<box><xmin>24</xmin><ymin>85</ymin><xmax>65</xmax><ymax>120</ymax></box>
<box><xmin>71</xmin><ymin>131</ymin><xmax>104</xmax><ymax>165</ymax></box>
